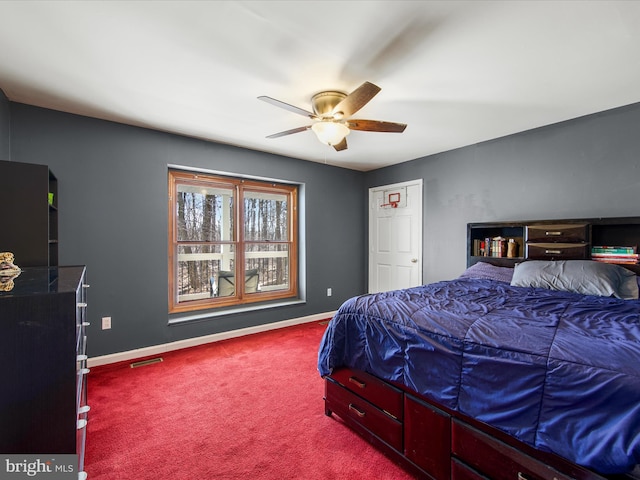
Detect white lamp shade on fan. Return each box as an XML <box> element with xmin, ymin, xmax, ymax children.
<box><xmin>311</xmin><ymin>121</ymin><xmax>350</xmax><ymax>146</ymax></box>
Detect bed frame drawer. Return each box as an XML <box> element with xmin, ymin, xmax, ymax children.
<box><xmin>525</xmin><ymin>242</ymin><xmax>589</xmax><ymax>260</ymax></box>
<box><xmin>329</xmin><ymin>368</ymin><xmax>403</xmax><ymax>420</ymax></box>
<box><xmin>325</xmin><ymin>378</ymin><xmax>403</xmax><ymax>451</ymax></box>
<box><xmin>525</xmin><ymin>224</ymin><xmax>588</xmax><ymax>243</ymax></box>
<box><xmin>451</xmin><ymin>458</ymin><xmax>488</xmax><ymax>480</ymax></box>
<box><xmin>451</xmin><ymin>419</ymin><xmax>573</xmax><ymax>480</ymax></box>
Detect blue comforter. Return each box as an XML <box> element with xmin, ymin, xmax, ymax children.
<box><xmin>317</xmin><ymin>278</ymin><xmax>640</xmax><ymax>474</ymax></box>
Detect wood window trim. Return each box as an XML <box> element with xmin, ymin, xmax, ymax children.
<box><xmin>168</xmin><ymin>169</ymin><xmax>298</xmax><ymax>314</ymax></box>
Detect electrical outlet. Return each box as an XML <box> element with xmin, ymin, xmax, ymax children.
<box><xmin>102</xmin><ymin>316</ymin><xmax>112</xmax><ymax>330</ymax></box>
<box><xmin>327</xmin><ymin>288</ymin><xmax>332</xmax><ymax>297</ymax></box>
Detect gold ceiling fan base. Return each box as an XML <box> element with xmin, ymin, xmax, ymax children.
<box><xmin>311</xmin><ymin>91</ymin><xmax>346</xmax><ymax>117</ymax></box>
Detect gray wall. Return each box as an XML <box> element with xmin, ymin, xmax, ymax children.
<box><xmin>8</xmin><ymin>98</ymin><xmax>640</xmax><ymax>357</ymax></box>
<box><xmin>366</xmin><ymin>102</ymin><xmax>640</xmax><ymax>283</ymax></box>
<box><xmin>9</xmin><ymin>103</ymin><xmax>366</xmax><ymax>357</ymax></box>
<box><xmin>0</xmin><ymin>89</ymin><xmax>9</xmax><ymax>159</ymax></box>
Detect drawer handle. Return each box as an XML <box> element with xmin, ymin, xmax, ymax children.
<box><xmin>545</xmin><ymin>250</ymin><xmax>562</xmax><ymax>255</ymax></box>
<box><xmin>77</xmin><ymin>354</ymin><xmax>88</xmax><ymax>362</ymax></box>
<box><xmin>77</xmin><ymin>302</ymin><xmax>88</xmax><ymax>308</ymax></box>
<box><xmin>517</xmin><ymin>473</ymin><xmax>551</xmax><ymax>480</ymax></box>
<box><xmin>545</xmin><ymin>231</ymin><xmax>562</xmax><ymax>236</ymax></box>
<box><xmin>348</xmin><ymin>403</ymin><xmax>366</xmax><ymax>418</ymax></box>
<box><xmin>348</xmin><ymin>376</ymin><xmax>366</xmax><ymax>389</ymax></box>
<box><xmin>77</xmin><ymin>419</ymin><xmax>87</xmax><ymax>430</ymax></box>
<box><xmin>78</xmin><ymin>405</ymin><xmax>91</xmax><ymax>415</ymax></box>
<box><xmin>517</xmin><ymin>473</ymin><xmax>537</xmax><ymax>480</ymax></box>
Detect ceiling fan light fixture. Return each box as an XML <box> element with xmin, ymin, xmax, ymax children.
<box><xmin>311</xmin><ymin>121</ymin><xmax>350</xmax><ymax>146</ymax></box>
<box><xmin>260</xmin><ymin>81</ymin><xmax>405</xmax><ymax>152</ymax></box>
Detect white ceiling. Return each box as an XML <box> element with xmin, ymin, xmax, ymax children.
<box><xmin>1</xmin><ymin>1</ymin><xmax>639</xmax><ymax>171</ymax></box>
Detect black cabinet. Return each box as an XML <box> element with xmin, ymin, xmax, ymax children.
<box><xmin>0</xmin><ymin>160</ymin><xmax>58</xmax><ymax>267</ymax></box>
<box><xmin>0</xmin><ymin>266</ymin><xmax>89</xmax><ymax>477</ymax></box>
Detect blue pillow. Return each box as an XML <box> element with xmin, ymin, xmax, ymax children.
<box><xmin>511</xmin><ymin>260</ymin><xmax>638</xmax><ymax>300</ymax></box>
<box><xmin>459</xmin><ymin>262</ymin><xmax>514</xmax><ymax>283</ymax></box>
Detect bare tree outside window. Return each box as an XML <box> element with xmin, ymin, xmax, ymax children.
<box><xmin>244</xmin><ymin>190</ymin><xmax>290</xmax><ymax>292</ymax></box>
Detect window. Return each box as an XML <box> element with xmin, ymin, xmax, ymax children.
<box><xmin>168</xmin><ymin>169</ymin><xmax>298</xmax><ymax>313</ymax></box>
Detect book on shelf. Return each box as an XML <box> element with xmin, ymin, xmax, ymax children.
<box><xmin>592</xmin><ymin>257</ymin><xmax>639</xmax><ymax>264</ymax></box>
<box><xmin>591</xmin><ymin>245</ymin><xmax>639</xmax><ymax>264</ymax></box>
<box><xmin>474</xmin><ymin>236</ymin><xmax>521</xmax><ymax>258</ymax></box>
<box><xmin>591</xmin><ymin>253</ymin><xmax>639</xmax><ymax>259</ymax></box>
<box><xmin>591</xmin><ymin>246</ymin><xmax>637</xmax><ymax>254</ymax></box>
<box><xmin>473</xmin><ymin>239</ymin><xmax>486</xmax><ymax>256</ymax></box>
<box><xmin>490</xmin><ymin>236</ymin><xmax>506</xmax><ymax>258</ymax></box>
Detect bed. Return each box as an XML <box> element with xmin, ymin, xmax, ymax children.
<box><xmin>318</xmin><ymin>259</ymin><xmax>640</xmax><ymax>479</ymax></box>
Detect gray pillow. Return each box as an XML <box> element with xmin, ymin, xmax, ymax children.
<box><xmin>511</xmin><ymin>260</ymin><xmax>639</xmax><ymax>300</ymax></box>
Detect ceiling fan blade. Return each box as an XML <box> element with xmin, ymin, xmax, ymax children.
<box><xmin>340</xmin><ymin>16</ymin><xmax>444</xmax><ymax>80</ymax></box>
<box><xmin>266</xmin><ymin>125</ymin><xmax>312</xmax><ymax>139</ymax></box>
<box><xmin>333</xmin><ymin>138</ymin><xmax>348</xmax><ymax>151</ymax></box>
<box><xmin>258</xmin><ymin>96</ymin><xmax>317</xmax><ymax>119</ymax></box>
<box><xmin>332</xmin><ymin>82</ymin><xmax>381</xmax><ymax>118</ymax></box>
<box><xmin>347</xmin><ymin>119</ymin><xmax>407</xmax><ymax>133</ymax></box>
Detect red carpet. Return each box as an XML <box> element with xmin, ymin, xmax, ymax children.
<box><xmin>85</xmin><ymin>321</ymin><xmax>414</xmax><ymax>479</ymax></box>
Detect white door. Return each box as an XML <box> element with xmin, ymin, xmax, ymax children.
<box><xmin>369</xmin><ymin>180</ymin><xmax>423</xmax><ymax>293</ymax></box>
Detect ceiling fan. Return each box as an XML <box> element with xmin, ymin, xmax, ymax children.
<box><xmin>258</xmin><ymin>81</ymin><xmax>407</xmax><ymax>152</ymax></box>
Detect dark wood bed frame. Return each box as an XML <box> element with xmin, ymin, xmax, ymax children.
<box><xmin>324</xmin><ymin>366</ymin><xmax>640</xmax><ymax>480</ymax></box>
<box><xmin>324</xmin><ymin>217</ymin><xmax>640</xmax><ymax>480</ymax></box>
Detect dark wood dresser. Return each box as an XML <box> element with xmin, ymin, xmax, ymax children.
<box><xmin>0</xmin><ymin>266</ymin><xmax>89</xmax><ymax>478</ymax></box>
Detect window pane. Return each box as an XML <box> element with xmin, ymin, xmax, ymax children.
<box><xmin>245</xmin><ymin>243</ymin><xmax>289</xmax><ymax>293</ymax></box>
<box><xmin>176</xmin><ymin>184</ymin><xmax>234</xmax><ymax>242</ymax></box>
<box><xmin>176</xmin><ymin>244</ymin><xmax>235</xmax><ymax>302</ymax></box>
<box><xmin>243</xmin><ymin>191</ymin><xmax>288</xmax><ymax>241</ymax></box>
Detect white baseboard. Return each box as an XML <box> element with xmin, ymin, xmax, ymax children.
<box><xmin>88</xmin><ymin>311</ymin><xmax>336</xmax><ymax>368</ymax></box>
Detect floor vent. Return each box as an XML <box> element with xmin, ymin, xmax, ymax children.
<box><xmin>130</xmin><ymin>357</ymin><xmax>163</xmax><ymax>368</ymax></box>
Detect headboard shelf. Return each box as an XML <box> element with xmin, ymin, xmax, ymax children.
<box><xmin>467</xmin><ymin>217</ymin><xmax>640</xmax><ymax>274</ymax></box>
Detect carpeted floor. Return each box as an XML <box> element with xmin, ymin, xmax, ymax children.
<box><xmin>84</xmin><ymin>321</ymin><xmax>415</xmax><ymax>479</ymax></box>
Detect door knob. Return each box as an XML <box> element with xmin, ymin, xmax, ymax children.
<box><xmin>411</xmin><ymin>258</ymin><xmax>418</xmax><ymax>263</ymax></box>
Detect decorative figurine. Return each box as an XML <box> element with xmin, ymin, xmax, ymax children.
<box><xmin>0</xmin><ymin>252</ymin><xmax>21</xmax><ymax>291</ymax></box>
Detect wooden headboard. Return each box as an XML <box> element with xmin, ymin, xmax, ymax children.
<box><xmin>467</xmin><ymin>216</ymin><xmax>640</xmax><ymax>275</ymax></box>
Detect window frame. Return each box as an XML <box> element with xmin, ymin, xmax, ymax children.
<box><xmin>168</xmin><ymin>169</ymin><xmax>298</xmax><ymax>313</ymax></box>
